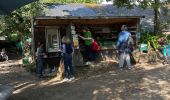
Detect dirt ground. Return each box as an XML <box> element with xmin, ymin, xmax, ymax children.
<box><xmin>0</xmin><ymin>59</ymin><xmax>170</xmax><ymax>100</ymax></box>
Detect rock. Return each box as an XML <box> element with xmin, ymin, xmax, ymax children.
<box><xmin>0</xmin><ymin>84</ymin><xmax>13</xmax><ymax>100</ymax></box>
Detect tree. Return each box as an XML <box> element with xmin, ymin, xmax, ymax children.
<box><xmin>113</xmin><ymin>0</ymin><xmax>170</xmax><ymax>35</ymax></box>
<box><xmin>0</xmin><ymin>1</ymin><xmax>44</xmax><ymax>54</ymax></box>
<box><xmin>0</xmin><ymin>2</ymin><xmax>43</xmax><ymax>36</ymax></box>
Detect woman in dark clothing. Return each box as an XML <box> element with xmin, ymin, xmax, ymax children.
<box><xmin>61</xmin><ymin>36</ymin><xmax>75</xmax><ymax>82</ymax></box>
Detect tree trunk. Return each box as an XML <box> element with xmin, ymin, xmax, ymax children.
<box><xmin>154</xmin><ymin>0</ymin><xmax>160</xmax><ymax>35</ymax></box>
<box><xmin>154</xmin><ymin>9</ymin><xmax>158</xmax><ymax>35</ymax></box>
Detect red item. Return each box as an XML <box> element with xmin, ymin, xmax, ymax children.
<box><xmin>91</xmin><ymin>40</ymin><xmax>100</xmax><ymax>52</ymax></box>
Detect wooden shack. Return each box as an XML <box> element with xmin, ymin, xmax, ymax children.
<box><xmin>32</xmin><ymin>16</ymin><xmax>141</xmax><ymax>67</ymax></box>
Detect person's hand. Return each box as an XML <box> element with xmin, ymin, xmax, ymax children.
<box><xmin>78</xmin><ymin>35</ymin><xmax>84</xmax><ymax>39</ymax></box>
<box><xmin>57</xmin><ymin>49</ymin><xmax>62</xmax><ymax>52</ymax></box>
<box><xmin>78</xmin><ymin>35</ymin><xmax>82</xmax><ymax>38</ymax></box>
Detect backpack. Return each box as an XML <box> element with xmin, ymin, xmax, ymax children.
<box><xmin>119</xmin><ymin>33</ymin><xmax>134</xmax><ymax>53</ymax></box>
<box><xmin>127</xmin><ymin>34</ymin><xmax>134</xmax><ymax>48</ymax></box>
<box><xmin>91</xmin><ymin>40</ymin><xmax>100</xmax><ymax>52</ymax></box>
<box><xmin>65</xmin><ymin>44</ymin><xmax>73</xmax><ymax>54</ymax></box>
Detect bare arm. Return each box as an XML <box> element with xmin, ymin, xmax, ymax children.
<box><xmin>78</xmin><ymin>35</ymin><xmax>92</xmax><ymax>40</ymax></box>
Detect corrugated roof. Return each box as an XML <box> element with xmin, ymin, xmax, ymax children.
<box><xmin>44</xmin><ymin>4</ymin><xmax>153</xmax><ymax>17</ymax></box>
<box><xmin>41</xmin><ymin>4</ymin><xmax>170</xmax><ymax>31</ymax></box>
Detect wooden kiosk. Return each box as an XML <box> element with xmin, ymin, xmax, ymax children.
<box><xmin>32</xmin><ymin>16</ymin><xmax>141</xmax><ymax>68</ymax></box>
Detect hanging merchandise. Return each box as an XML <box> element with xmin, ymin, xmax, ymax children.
<box><xmin>72</xmin><ymin>34</ymin><xmax>79</xmax><ymax>48</ymax></box>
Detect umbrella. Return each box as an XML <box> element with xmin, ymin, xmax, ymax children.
<box><xmin>0</xmin><ymin>0</ymin><xmax>37</xmax><ymax>15</ymax></box>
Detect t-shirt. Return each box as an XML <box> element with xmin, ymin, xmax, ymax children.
<box><xmin>61</xmin><ymin>43</ymin><xmax>73</xmax><ymax>54</ymax></box>
<box><xmin>116</xmin><ymin>31</ymin><xmax>134</xmax><ymax>53</ymax></box>
<box><xmin>65</xmin><ymin>43</ymin><xmax>73</xmax><ymax>54</ymax></box>
<box><xmin>91</xmin><ymin>40</ymin><xmax>100</xmax><ymax>53</ymax></box>
<box><xmin>36</xmin><ymin>46</ymin><xmax>44</xmax><ymax>58</ymax></box>
<box><xmin>84</xmin><ymin>31</ymin><xmax>92</xmax><ymax>46</ymax></box>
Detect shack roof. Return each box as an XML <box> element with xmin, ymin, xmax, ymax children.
<box><xmin>42</xmin><ymin>4</ymin><xmax>152</xmax><ymax>17</ymax></box>
<box><xmin>34</xmin><ymin>3</ymin><xmax>170</xmax><ymax>31</ymax></box>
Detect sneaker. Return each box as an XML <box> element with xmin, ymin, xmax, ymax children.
<box><xmin>68</xmin><ymin>77</ymin><xmax>75</xmax><ymax>82</ymax></box>
<box><xmin>128</xmin><ymin>67</ymin><xmax>132</xmax><ymax>70</ymax></box>
<box><xmin>62</xmin><ymin>78</ymin><xmax>69</xmax><ymax>82</ymax></box>
<box><xmin>119</xmin><ymin>67</ymin><xmax>123</xmax><ymax>71</ymax></box>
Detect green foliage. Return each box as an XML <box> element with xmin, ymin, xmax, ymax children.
<box><xmin>0</xmin><ymin>1</ymin><xmax>44</xmax><ymax>54</ymax></box>
<box><xmin>8</xmin><ymin>33</ymin><xmax>19</xmax><ymax>42</ymax></box>
<box><xmin>166</xmin><ymin>35</ymin><xmax>170</xmax><ymax>44</ymax></box>
<box><xmin>140</xmin><ymin>28</ymin><xmax>163</xmax><ymax>50</ymax></box>
<box><xmin>40</xmin><ymin>0</ymin><xmax>98</xmax><ymax>3</ymax></box>
<box><xmin>0</xmin><ymin>2</ymin><xmax>43</xmax><ymax>35</ymax></box>
<box><xmin>113</xmin><ymin>0</ymin><xmax>170</xmax><ymax>35</ymax></box>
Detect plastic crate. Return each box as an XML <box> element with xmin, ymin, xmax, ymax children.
<box><xmin>140</xmin><ymin>44</ymin><xmax>148</xmax><ymax>52</ymax></box>
<box><xmin>162</xmin><ymin>45</ymin><xmax>170</xmax><ymax>57</ymax></box>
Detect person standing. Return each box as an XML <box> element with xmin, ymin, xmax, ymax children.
<box><xmin>116</xmin><ymin>25</ymin><xmax>134</xmax><ymax>70</ymax></box>
<box><xmin>36</xmin><ymin>42</ymin><xmax>45</xmax><ymax>78</ymax></box>
<box><xmin>61</xmin><ymin>36</ymin><xmax>75</xmax><ymax>81</ymax></box>
<box><xmin>78</xmin><ymin>27</ymin><xmax>93</xmax><ymax>62</ymax></box>
<box><xmin>0</xmin><ymin>48</ymin><xmax>8</xmax><ymax>61</ymax></box>
<box><xmin>91</xmin><ymin>39</ymin><xmax>100</xmax><ymax>61</ymax></box>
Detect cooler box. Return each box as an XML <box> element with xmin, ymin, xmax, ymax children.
<box><xmin>140</xmin><ymin>44</ymin><xmax>148</xmax><ymax>52</ymax></box>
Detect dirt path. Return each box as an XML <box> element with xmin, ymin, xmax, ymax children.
<box><xmin>0</xmin><ymin>60</ymin><xmax>170</xmax><ymax>100</ymax></box>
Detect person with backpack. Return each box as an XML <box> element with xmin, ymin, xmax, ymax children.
<box><xmin>61</xmin><ymin>36</ymin><xmax>75</xmax><ymax>81</ymax></box>
<box><xmin>116</xmin><ymin>25</ymin><xmax>134</xmax><ymax>70</ymax></box>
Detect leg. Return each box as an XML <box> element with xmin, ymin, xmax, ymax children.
<box><xmin>119</xmin><ymin>52</ymin><xmax>125</xmax><ymax>68</ymax></box>
<box><xmin>5</xmin><ymin>55</ymin><xmax>8</xmax><ymax>61</ymax></box>
<box><xmin>63</xmin><ymin>54</ymin><xmax>69</xmax><ymax>78</ymax></box>
<box><xmin>86</xmin><ymin>46</ymin><xmax>92</xmax><ymax>61</ymax></box>
<box><xmin>68</xmin><ymin>54</ymin><xmax>74</xmax><ymax>78</ymax></box>
<box><xmin>91</xmin><ymin>51</ymin><xmax>96</xmax><ymax>61</ymax></box>
<box><xmin>37</xmin><ymin>58</ymin><xmax>43</xmax><ymax>77</ymax></box>
<box><xmin>125</xmin><ymin>53</ymin><xmax>132</xmax><ymax>69</ymax></box>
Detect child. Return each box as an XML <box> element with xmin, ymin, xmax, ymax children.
<box><xmin>91</xmin><ymin>39</ymin><xmax>100</xmax><ymax>61</ymax></box>
<box><xmin>0</xmin><ymin>48</ymin><xmax>8</xmax><ymax>61</ymax></box>
<box><xmin>61</xmin><ymin>36</ymin><xmax>75</xmax><ymax>82</ymax></box>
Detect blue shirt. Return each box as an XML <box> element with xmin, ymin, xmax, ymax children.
<box><xmin>116</xmin><ymin>31</ymin><xmax>132</xmax><ymax>53</ymax></box>
<box><xmin>116</xmin><ymin>31</ymin><xmax>130</xmax><ymax>48</ymax></box>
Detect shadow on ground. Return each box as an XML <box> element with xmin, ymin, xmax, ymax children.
<box><xmin>6</xmin><ymin>62</ymin><xmax>170</xmax><ymax>100</ymax></box>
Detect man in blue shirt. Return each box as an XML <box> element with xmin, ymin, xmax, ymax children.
<box><xmin>116</xmin><ymin>25</ymin><xmax>133</xmax><ymax>70</ymax></box>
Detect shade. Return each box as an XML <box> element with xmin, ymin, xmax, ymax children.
<box><xmin>0</xmin><ymin>0</ymin><xmax>37</xmax><ymax>15</ymax></box>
